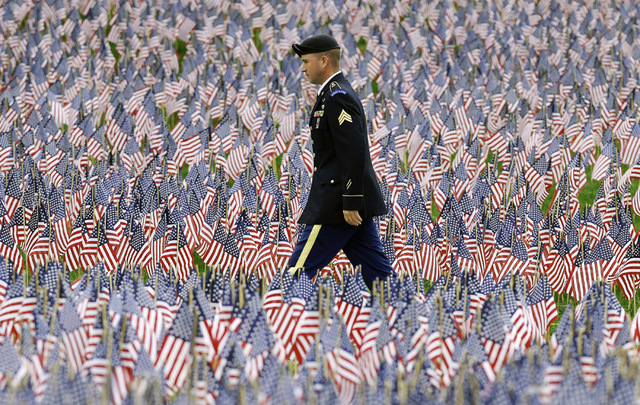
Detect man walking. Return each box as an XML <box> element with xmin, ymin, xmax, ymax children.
<box><xmin>288</xmin><ymin>34</ymin><xmax>393</xmax><ymax>290</ymax></box>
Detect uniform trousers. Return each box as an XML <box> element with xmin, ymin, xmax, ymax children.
<box><xmin>288</xmin><ymin>218</ymin><xmax>393</xmax><ymax>290</ymax></box>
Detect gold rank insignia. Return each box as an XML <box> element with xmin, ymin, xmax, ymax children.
<box><xmin>338</xmin><ymin>109</ymin><xmax>352</xmax><ymax>125</ymax></box>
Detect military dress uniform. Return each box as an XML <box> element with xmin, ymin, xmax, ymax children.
<box><xmin>288</xmin><ymin>35</ymin><xmax>393</xmax><ymax>289</ymax></box>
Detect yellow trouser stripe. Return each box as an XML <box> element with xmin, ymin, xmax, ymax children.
<box><xmin>289</xmin><ymin>224</ymin><xmax>322</xmax><ymax>275</ymax></box>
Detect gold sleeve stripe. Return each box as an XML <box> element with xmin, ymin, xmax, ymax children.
<box><xmin>343</xmin><ymin>195</ymin><xmax>364</xmax><ymax>197</ymax></box>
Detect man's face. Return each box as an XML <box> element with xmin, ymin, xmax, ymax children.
<box><xmin>300</xmin><ymin>53</ymin><xmax>326</xmax><ymax>85</ymax></box>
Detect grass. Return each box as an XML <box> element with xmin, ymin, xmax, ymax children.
<box><xmin>108</xmin><ymin>42</ymin><xmax>120</xmax><ymax>64</ymax></box>
<box><xmin>540</xmin><ymin>181</ymin><xmax>556</xmax><ymax>215</ymax></box>
<box><xmin>45</xmin><ymin>28</ymin><xmax>640</xmax><ymax>339</ymax></box>
<box><xmin>253</xmin><ymin>29</ymin><xmax>263</xmax><ymax>51</ymax></box>
<box><xmin>431</xmin><ymin>199</ymin><xmax>440</xmax><ymax>222</ymax></box>
<box><xmin>69</xmin><ymin>267</ymin><xmax>84</xmax><ymax>283</ymax></box>
<box><xmin>166</xmin><ymin>110</ymin><xmax>180</xmax><ymax>130</ymax></box>
<box><xmin>47</xmin><ymin>134</ymin><xmax>640</xmax><ymax>337</ymax></box>
<box><xmin>27</xmin><ymin>135</ymin><xmax>639</xmax><ymax>343</ymax></box>
<box><xmin>577</xmin><ymin>164</ymin><xmax>599</xmax><ymax>208</ymax></box>
<box><xmin>549</xmin><ymin>285</ymin><xmax>640</xmax><ymax>335</ymax></box>
<box><xmin>193</xmin><ymin>251</ymin><xmax>205</xmax><ymax>276</ymax></box>
<box><xmin>614</xmin><ymin>285</ymin><xmax>640</xmax><ymax>320</ymax></box>
<box><xmin>549</xmin><ymin>293</ymin><xmax>577</xmax><ymax>335</ymax></box>
<box><xmin>358</xmin><ymin>38</ymin><xmax>367</xmax><ymax>54</ymax></box>
<box><xmin>423</xmin><ymin>276</ymin><xmax>638</xmax><ymax>337</ymax></box>
<box><xmin>174</xmin><ymin>39</ymin><xmax>188</xmax><ymax>74</ymax></box>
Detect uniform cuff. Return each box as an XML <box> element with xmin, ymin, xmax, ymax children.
<box><xmin>343</xmin><ymin>195</ymin><xmax>363</xmax><ymax>211</ymax></box>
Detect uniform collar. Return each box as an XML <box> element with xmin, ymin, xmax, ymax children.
<box><xmin>317</xmin><ymin>70</ymin><xmax>342</xmax><ymax>96</ymax></box>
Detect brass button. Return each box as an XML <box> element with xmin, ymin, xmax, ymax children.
<box><xmin>330</xmin><ymin>180</ymin><xmax>334</xmax><ymax>184</ymax></box>
<box><xmin>314</xmin><ymin>167</ymin><xmax>317</xmax><ymax>171</ymax></box>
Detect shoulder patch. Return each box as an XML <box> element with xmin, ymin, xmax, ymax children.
<box><xmin>330</xmin><ymin>89</ymin><xmax>347</xmax><ymax>97</ymax></box>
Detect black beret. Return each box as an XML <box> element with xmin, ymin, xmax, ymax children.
<box><xmin>292</xmin><ymin>34</ymin><xmax>340</xmax><ymax>56</ymax></box>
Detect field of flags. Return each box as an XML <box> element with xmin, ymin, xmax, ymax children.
<box><xmin>4</xmin><ymin>0</ymin><xmax>640</xmax><ymax>403</ymax></box>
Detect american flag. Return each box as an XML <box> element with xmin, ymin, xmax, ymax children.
<box><xmin>154</xmin><ymin>301</ymin><xmax>193</xmax><ymax>399</ymax></box>
<box><xmin>1</xmin><ymin>0</ymin><xmax>640</xmax><ymax>402</ymax></box>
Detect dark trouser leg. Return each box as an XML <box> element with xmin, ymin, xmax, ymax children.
<box><xmin>342</xmin><ymin>218</ymin><xmax>393</xmax><ymax>290</ymax></box>
<box><xmin>288</xmin><ymin>223</ymin><xmax>357</xmax><ymax>281</ymax></box>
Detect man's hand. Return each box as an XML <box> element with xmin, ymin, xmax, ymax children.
<box><xmin>343</xmin><ymin>210</ymin><xmax>362</xmax><ymax>226</ymax></box>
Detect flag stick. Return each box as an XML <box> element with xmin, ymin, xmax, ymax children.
<box><xmin>154</xmin><ymin>271</ymin><xmax>158</xmax><ymax>305</ymax></box>
<box><xmin>103</xmin><ymin>329</ymin><xmax>113</xmax><ymax>405</ymax></box>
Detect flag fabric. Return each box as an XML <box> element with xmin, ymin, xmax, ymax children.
<box><xmin>0</xmin><ymin>261</ymin><xmax>633</xmax><ymax>403</ymax></box>
<box><xmin>154</xmin><ymin>301</ymin><xmax>193</xmax><ymax>399</ymax></box>
<box><xmin>1</xmin><ymin>0</ymin><xmax>640</xmax><ymax>403</ymax></box>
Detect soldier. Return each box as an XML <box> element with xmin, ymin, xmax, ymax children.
<box><xmin>288</xmin><ymin>34</ymin><xmax>393</xmax><ymax>290</ymax></box>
